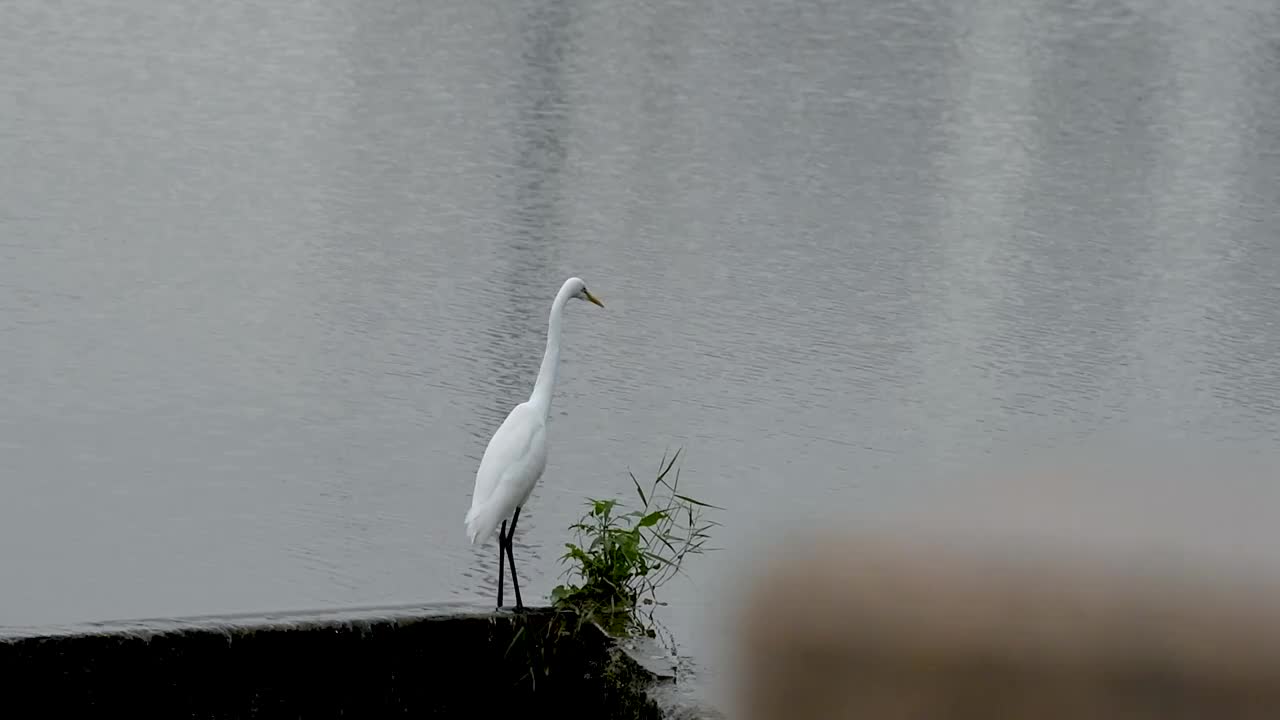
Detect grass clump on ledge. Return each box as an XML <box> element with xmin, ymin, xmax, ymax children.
<box><xmin>549</xmin><ymin>448</ymin><xmax>720</xmax><ymax>641</ymax></box>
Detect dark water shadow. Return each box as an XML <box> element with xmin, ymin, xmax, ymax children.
<box><xmin>465</xmin><ymin>0</ymin><xmax>580</xmax><ymax>598</ymax></box>
<box><xmin>987</xmin><ymin>3</ymin><xmax>1169</xmax><ymax>426</ymax></box>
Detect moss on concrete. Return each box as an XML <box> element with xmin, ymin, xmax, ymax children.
<box><xmin>0</xmin><ymin>603</ymin><xmax>685</xmax><ymax>718</ymax></box>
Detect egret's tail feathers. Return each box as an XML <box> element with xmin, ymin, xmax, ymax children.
<box><xmin>464</xmin><ymin>500</ymin><xmax>505</xmax><ymax>546</ymax></box>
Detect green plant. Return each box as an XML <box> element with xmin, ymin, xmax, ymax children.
<box><xmin>549</xmin><ymin>448</ymin><xmax>720</xmax><ymax>639</ymax></box>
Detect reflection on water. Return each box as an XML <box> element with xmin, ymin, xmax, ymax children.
<box><xmin>3</xmin><ymin>0</ymin><xmax>1279</xmax><ymax>706</ymax></box>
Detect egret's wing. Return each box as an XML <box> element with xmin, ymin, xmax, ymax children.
<box><xmin>469</xmin><ymin>402</ymin><xmax>540</xmax><ymax>512</ymax></box>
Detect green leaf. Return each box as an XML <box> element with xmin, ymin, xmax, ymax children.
<box><xmin>637</xmin><ymin>510</ymin><xmax>666</xmax><ymax>528</ymax></box>
<box><xmin>674</xmin><ymin>493</ymin><xmax>723</xmax><ymax>510</ymax></box>
<box><xmin>657</xmin><ymin>447</ymin><xmax>682</xmax><ymax>482</ymax></box>
<box><xmin>630</xmin><ymin>471</ymin><xmax>647</xmax><ymax>507</ymax></box>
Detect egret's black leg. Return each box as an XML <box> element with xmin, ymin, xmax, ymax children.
<box><xmin>496</xmin><ymin>520</ymin><xmax>508</xmax><ymax>609</ymax></box>
<box><xmin>505</xmin><ymin>507</ymin><xmax>524</xmax><ymax>611</ymax></box>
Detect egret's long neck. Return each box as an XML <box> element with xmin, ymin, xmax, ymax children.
<box><xmin>528</xmin><ymin>285</ymin><xmax>571</xmax><ymax>417</ymax></box>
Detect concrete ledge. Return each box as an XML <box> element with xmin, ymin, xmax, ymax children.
<box><xmin>0</xmin><ymin>602</ymin><xmax>676</xmax><ymax>718</ymax></box>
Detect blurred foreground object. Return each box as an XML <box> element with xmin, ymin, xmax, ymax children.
<box><xmin>738</xmin><ymin>535</ymin><xmax>1280</xmax><ymax>720</ymax></box>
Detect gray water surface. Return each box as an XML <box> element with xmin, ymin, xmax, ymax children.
<box><xmin>4</xmin><ymin>0</ymin><xmax>1279</xmax><ymax>705</ymax></box>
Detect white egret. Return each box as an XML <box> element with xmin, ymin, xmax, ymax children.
<box><xmin>465</xmin><ymin>276</ymin><xmax>604</xmax><ymax>610</ymax></box>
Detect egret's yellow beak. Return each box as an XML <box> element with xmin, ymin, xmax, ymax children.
<box><xmin>584</xmin><ymin>289</ymin><xmax>604</xmax><ymax>308</ymax></box>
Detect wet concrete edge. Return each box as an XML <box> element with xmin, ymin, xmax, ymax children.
<box><xmin>0</xmin><ymin>602</ymin><xmax>718</xmax><ymax>718</ymax></box>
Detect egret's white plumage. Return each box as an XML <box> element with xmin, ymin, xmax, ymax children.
<box><xmin>465</xmin><ymin>276</ymin><xmax>603</xmax><ymax>608</ymax></box>
<box><xmin>464</xmin><ymin>401</ymin><xmax>547</xmax><ymax>545</ymax></box>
